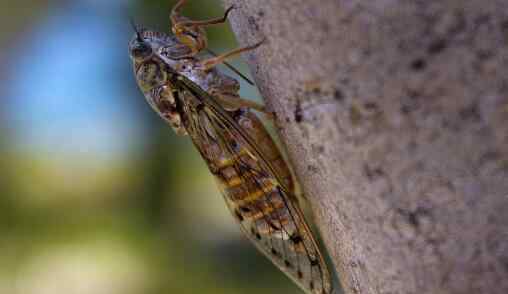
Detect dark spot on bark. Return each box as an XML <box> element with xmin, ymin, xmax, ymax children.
<box><xmin>427</xmin><ymin>39</ymin><xmax>447</xmax><ymax>55</ymax></box>
<box><xmin>294</xmin><ymin>100</ymin><xmax>303</xmax><ymax>123</ymax></box>
<box><xmin>294</xmin><ymin>112</ymin><xmax>303</xmax><ymax>122</ymax></box>
<box><xmin>407</xmin><ymin>211</ymin><xmax>419</xmax><ymax>227</ymax></box>
<box><xmin>271</xmin><ymin>248</ymin><xmax>279</xmax><ymax>256</ymax></box>
<box><xmin>248</xmin><ymin>16</ymin><xmax>259</xmax><ymax>31</ymax></box>
<box><xmin>364</xmin><ymin>164</ymin><xmax>384</xmax><ymax>181</ymax></box>
<box><xmin>340</xmin><ymin>77</ymin><xmax>350</xmax><ymax>85</ymax></box>
<box><xmin>481</xmin><ymin>150</ymin><xmax>500</xmax><ymax>161</ymax></box>
<box><xmin>476</xmin><ymin>49</ymin><xmax>493</xmax><ymax>61</ymax></box>
<box><xmin>478</xmin><ymin>150</ymin><xmax>500</xmax><ymax>168</ymax></box>
<box><xmin>474</xmin><ymin>14</ymin><xmax>491</xmax><ymax>26</ymax></box>
<box><xmin>501</xmin><ymin>19</ymin><xmax>508</xmax><ymax>32</ymax></box>
<box><xmin>398</xmin><ymin>207</ymin><xmax>431</xmax><ymax>230</ymax></box>
<box><xmin>284</xmin><ymin>260</ymin><xmax>292</xmax><ymax>268</ymax></box>
<box><xmin>240</xmin><ymin>206</ymin><xmax>251</xmax><ymax>213</ymax></box>
<box><xmin>334</xmin><ymin>88</ymin><xmax>344</xmax><ymax>101</ymax></box>
<box><xmin>364</xmin><ymin>102</ymin><xmax>378</xmax><ymax>111</ymax></box>
<box><xmin>459</xmin><ymin>102</ymin><xmax>481</xmax><ymax>121</ymax></box>
<box><xmin>400</xmin><ymin>104</ymin><xmax>412</xmax><ymax>114</ymax></box>
<box><xmin>256</xmin><ymin>233</ymin><xmax>262</xmax><ymax>240</ymax></box>
<box><xmin>407</xmin><ymin>89</ymin><xmax>421</xmax><ymax>99</ymax></box>
<box><xmin>320</xmin><ymin>21</ymin><xmax>330</xmax><ymax>33</ymax></box>
<box><xmin>310</xmin><ymin>259</ymin><xmax>319</xmax><ymax>266</ymax></box>
<box><xmin>400</xmin><ymin>93</ymin><xmax>421</xmax><ymax>114</ymax></box>
<box><xmin>350</xmin><ymin>261</ymin><xmax>358</xmax><ymax>268</ymax></box>
<box><xmin>448</xmin><ymin>11</ymin><xmax>466</xmax><ymax>35</ymax></box>
<box><xmin>312</xmin><ymin>144</ymin><xmax>325</xmax><ymax>154</ymax></box>
<box><xmin>349</xmin><ymin>104</ymin><xmax>362</xmax><ymax>125</ymax></box>
<box><xmin>307</xmin><ymin>165</ymin><xmax>319</xmax><ymax>173</ymax></box>
<box><xmin>407</xmin><ymin>140</ymin><xmax>417</xmax><ymax>151</ymax></box>
<box><xmin>410</xmin><ymin>58</ymin><xmax>427</xmax><ymax>71</ymax></box>
<box><xmin>441</xmin><ymin>118</ymin><xmax>461</xmax><ymax>132</ymax></box>
<box><xmin>501</xmin><ymin>257</ymin><xmax>508</xmax><ymax>272</ymax></box>
<box><xmin>258</xmin><ymin>10</ymin><xmax>264</xmax><ymax>17</ymax></box>
<box><xmin>310</xmin><ymin>281</ymin><xmax>315</xmax><ymax>290</ymax></box>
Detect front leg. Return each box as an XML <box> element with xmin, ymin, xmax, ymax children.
<box><xmin>170</xmin><ymin>0</ymin><xmax>235</xmax><ymax>55</ymax></box>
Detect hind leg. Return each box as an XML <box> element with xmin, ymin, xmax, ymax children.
<box><xmin>214</xmin><ymin>93</ymin><xmax>276</xmax><ymax>121</ymax></box>
<box><xmin>200</xmin><ymin>39</ymin><xmax>264</xmax><ymax>71</ymax></box>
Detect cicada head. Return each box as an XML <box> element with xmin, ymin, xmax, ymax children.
<box><xmin>129</xmin><ymin>24</ymin><xmax>191</xmax><ymax>137</ymax></box>
<box><xmin>129</xmin><ymin>24</ymin><xmax>191</xmax><ymax>62</ymax></box>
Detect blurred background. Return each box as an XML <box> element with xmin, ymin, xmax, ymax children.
<box><xmin>0</xmin><ymin>0</ymin><xmax>298</xmax><ymax>293</ymax></box>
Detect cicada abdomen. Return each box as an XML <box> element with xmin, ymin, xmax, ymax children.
<box><xmin>195</xmin><ymin>107</ymin><xmax>332</xmax><ymax>294</ymax></box>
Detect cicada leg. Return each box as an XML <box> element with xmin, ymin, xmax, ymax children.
<box><xmin>200</xmin><ymin>39</ymin><xmax>265</xmax><ymax>71</ymax></box>
<box><xmin>212</xmin><ymin>91</ymin><xmax>267</xmax><ymax>114</ymax></box>
<box><xmin>237</xmin><ymin>98</ymin><xmax>276</xmax><ymax>120</ymax></box>
<box><xmin>170</xmin><ymin>0</ymin><xmax>235</xmax><ymax>55</ymax></box>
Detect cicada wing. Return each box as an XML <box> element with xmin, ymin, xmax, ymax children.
<box><xmin>175</xmin><ymin>75</ymin><xmax>293</xmax><ymax>193</ymax></box>
<box><xmin>176</xmin><ymin>79</ymin><xmax>332</xmax><ymax>294</ymax></box>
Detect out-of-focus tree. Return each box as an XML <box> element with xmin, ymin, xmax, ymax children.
<box><xmin>224</xmin><ymin>1</ymin><xmax>508</xmax><ymax>294</ymax></box>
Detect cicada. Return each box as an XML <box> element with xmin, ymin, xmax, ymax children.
<box><xmin>128</xmin><ymin>1</ymin><xmax>332</xmax><ymax>293</ymax></box>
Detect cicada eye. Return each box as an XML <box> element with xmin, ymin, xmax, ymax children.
<box><xmin>131</xmin><ymin>41</ymin><xmax>152</xmax><ymax>59</ymax></box>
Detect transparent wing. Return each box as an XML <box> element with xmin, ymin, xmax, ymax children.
<box><xmin>175</xmin><ymin>75</ymin><xmax>293</xmax><ymax>193</ymax></box>
<box><xmin>176</xmin><ymin>76</ymin><xmax>332</xmax><ymax>294</ymax></box>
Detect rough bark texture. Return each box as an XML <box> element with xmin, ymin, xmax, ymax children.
<box><xmin>222</xmin><ymin>1</ymin><xmax>508</xmax><ymax>294</ymax></box>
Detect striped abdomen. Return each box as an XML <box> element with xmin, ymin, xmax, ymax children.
<box><xmin>206</xmin><ymin>110</ymin><xmax>300</xmax><ymax>244</ymax></box>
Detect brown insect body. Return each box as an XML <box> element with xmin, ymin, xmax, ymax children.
<box><xmin>131</xmin><ymin>29</ymin><xmax>296</xmax><ymax>241</ymax></box>
<box><xmin>129</xmin><ymin>2</ymin><xmax>332</xmax><ymax>293</ymax></box>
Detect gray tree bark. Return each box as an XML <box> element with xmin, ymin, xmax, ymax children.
<box><xmin>222</xmin><ymin>1</ymin><xmax>508</xmax><ymax>294</ymax></box>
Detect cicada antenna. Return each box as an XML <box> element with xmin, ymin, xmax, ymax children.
<box><xmin>129</xmin><ymin>17</ymin><xmax>143</xmax><ymax>42</ymax></box>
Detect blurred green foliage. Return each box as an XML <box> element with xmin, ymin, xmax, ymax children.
<box><xmin>0</xmin><ymin>0</ymin><xmax>298</xmax><ymax>293</ymax></box>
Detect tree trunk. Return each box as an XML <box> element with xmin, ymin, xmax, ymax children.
<box><xmin>222</xmin><ymin>1</ymin><xmax>508</xmax><ymax>294</ymax></box>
